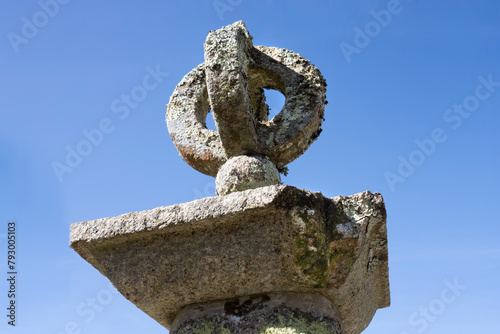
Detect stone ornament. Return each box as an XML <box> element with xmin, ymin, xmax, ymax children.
<box><xmin>166</xmin><ymin>21</ymin><xmax>326</xmax><ymax>195</ymax></box>
<box><xmin>71</xmin><ymin>20</ymin><xmax>390</xmax><ymax>334</ymax></box>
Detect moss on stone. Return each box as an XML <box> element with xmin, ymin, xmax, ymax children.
<box><xmin>260</xmin><ymin>309</ymin><xmax>338</xmax><ymax>334</ymax></box>
<box><xmin>192</xmin><ymin>321</ymin><xmax>215</xmax><ymax>333</ymax></box>
<box><xmin>177</xmin><ymin>321</ymin><xmax>231</xmax><ymax>334</ymax></box>
<box><xmin>173</xmin><ymin>305</ymin><xmax>340</xmax><ymax>334</ymax></box>
<box><xmin>290</xmin><ymin>192</ymin><xmax>362</xmax><ymax>289</ymax></box>
<box><xmin>292</xmin><ymin>208</ymin><xmax>329</xmax><ymax>288</ymax></box>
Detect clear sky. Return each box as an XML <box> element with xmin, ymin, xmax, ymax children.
<box><xmin>1</xmin><ymin>1</ymin><xmax>499</xmax><ymax>333</ymax></box>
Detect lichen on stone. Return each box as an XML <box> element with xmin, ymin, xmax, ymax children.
<box><xmin>166</xmin><ymin>21</ymin><xmax>327</xmax><ymax>185</ymax></box>
<box><xmin>173</xmin><ymin>305</ymin><xmax>341</xmax><ymax>334</ymax></box>
<box><xmin>291</xmin><ymin>207</ymin><xmax>330</xmax><ymax>288</ymax></box>
<box><xmin>261</xmin><ymin>311</ymin><xmax>339</xmax><ymax>334</ymax></box>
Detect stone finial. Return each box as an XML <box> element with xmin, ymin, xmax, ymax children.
<box><xmin>71</xmin><ymin>21</ymin><xmax>389</xmax><ymax>334</ymax></box>
<box><xmin>166</xmin><ymin>21</ymin><xmax>326</xmax><ymax>195</ymax></box>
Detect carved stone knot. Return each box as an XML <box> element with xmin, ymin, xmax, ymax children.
<box><xmin>166</xmin><ymin>21</ymin><xmax>326</xmax><ymax>195</ymax></box>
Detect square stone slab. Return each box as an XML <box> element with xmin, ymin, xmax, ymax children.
<box><xmin>70</xmin><ymin>185</ymin><xmax>389</xmax><ymax>334</ymax></box>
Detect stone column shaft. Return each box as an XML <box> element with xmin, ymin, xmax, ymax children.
<box><xmin>171</xmin><ymin>293</ymin><xmax>343</xmax><ymax>333</ymax></box>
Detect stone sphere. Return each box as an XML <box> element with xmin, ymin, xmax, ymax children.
<box><xmin>216</xmin><ymin>155</ymin><xmax>281</xmax><ymax>195</ymax></box>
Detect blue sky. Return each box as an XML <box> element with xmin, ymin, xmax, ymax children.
<box><xmin>1</xmin><ymin>0</ymin><xmax>499</xmax><ymax>333</ymax></box>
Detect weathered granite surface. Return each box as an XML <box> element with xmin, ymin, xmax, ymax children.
<box><xmin>166</xmin><ymin>21</ymin><xmax>327</xmax><ymax>181</ymax></box>
<box><xmin>70</xmin><ymin>185</ymin><xmax>389</xmax><ymax>334</ymax></box>
<box><xmin>215</xmin><ymin>155</ymin><xmax>281</xmax><ymax>195</ymax></box>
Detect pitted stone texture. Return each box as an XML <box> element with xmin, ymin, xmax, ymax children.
<box><xmin>249</xmin><ymin>45</ymin><xmax>326</xmax><ymax>169</ymax></box>
<box><xmin>205</xmin><ymin>21</ymin><xmax>259</xmax><ymax>157</ymax></box>
<box><xmin>165</xmin><ymin>64</ymin><xmax>226</xmax><ymax>176</ymax></box>
<box><xmin>70</xmin><ymin>185</ymin><xmax>389</xmax><ymax>334</ymax></box>
<box><xmin>166</xmin><ymin>21</ymin><xmax>327</xmax><ymax>177</ymax></box>
<box><xmin>172</xmin><ymin>293</ymin><xmax>343</xmax><ymax>334</ymax></box>
<box><xmin>215</xmin><ymin>155</ymin><xmax>281</xmax><ymax>195</ymax></box>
